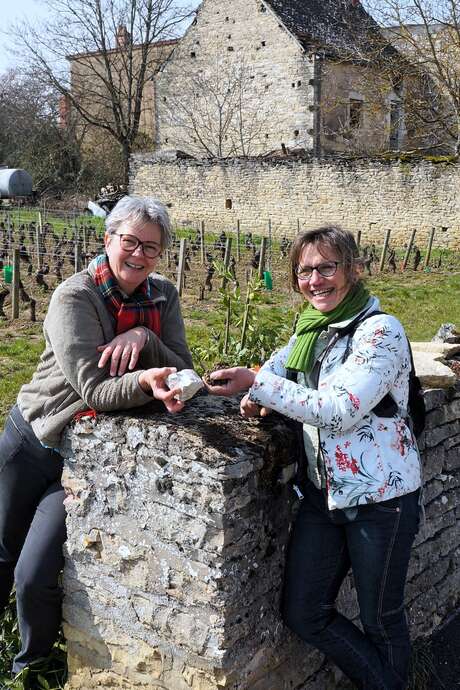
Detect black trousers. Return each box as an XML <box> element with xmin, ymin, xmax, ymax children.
<box><xmin>0</xmin><ymin>405</ymin><xmax>66</xmax><ymax>673</ymax></box>
<box><xmin>282</xmin><ymin>481</ymin><xmax>420</xmax><ymax>690</ymax></box>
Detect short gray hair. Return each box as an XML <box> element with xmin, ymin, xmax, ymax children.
<box><xmin>105</xmin><ymin>196</ymin><xmax>172</xmax><ymax>250</ymax></box>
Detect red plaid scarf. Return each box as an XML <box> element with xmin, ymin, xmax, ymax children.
<box><xmin>88</xmin><ymin>254</ymin><xmax>161</xmax><ymax>336</ymax></box>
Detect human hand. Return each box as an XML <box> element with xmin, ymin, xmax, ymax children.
<box><xmin>138</xmin><ymin>367</ymin><xmax>184</xmax><ymax>413</ymax></box>
<box><xmin>240</xmin><ymin>393</ymin><xmax>271</xmax><ymax>418</ymax></box>
<box><xmin>97</xmin><ymin>327</ymin><xmax>147</xmax><ymax>377</ymax></box>
<box><xmin>204</xmin><ymin>366</ymin><xmax>256</xmax><ymax>396</ymax></box>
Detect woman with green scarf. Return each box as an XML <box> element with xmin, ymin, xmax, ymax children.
<box><xmin>207</xmin><ymin>226</ymin><xmax>421</xmax><ymax>690</ymax></box>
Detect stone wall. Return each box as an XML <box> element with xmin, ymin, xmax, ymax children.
<box><xmin>61</xmin><ymin>384</ymin><xmax>460</xmax><ymax>690</ymax></box>
<box><xmin>130</xmin><ymin>153</ymin><xmax>460</xmax><ymax>248</ymax></box>
<box><xmin>154</xmin><ymin>0</ymin><xmax>315</xmax><ymax>158</ymax></box>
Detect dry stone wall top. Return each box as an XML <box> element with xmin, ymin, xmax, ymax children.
<box><xmin>61</xmin><ymin>386</ymin><xmax>460</xmax><ymax>689</ymax></box>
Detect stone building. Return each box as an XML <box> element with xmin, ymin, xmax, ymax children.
<box><xmin>62</xmin><ymin>26</ymin><xmax>177</xmax><ymax>156</ymax></box>
<box><xmin>154</xmin><ymin>0</ymin><xmax>410</xmax><ymax>158</ymax></box>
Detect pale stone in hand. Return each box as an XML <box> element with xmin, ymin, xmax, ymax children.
<box><xmin>166</xmin><ymin>369</ymin><xmax>204</xmax><ymax>401</ymax></box>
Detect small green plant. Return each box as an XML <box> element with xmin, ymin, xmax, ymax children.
<box><xmin>190</xmin><ymin>261</ymin><xmax>292</xmax><ymax>372</ymax></box>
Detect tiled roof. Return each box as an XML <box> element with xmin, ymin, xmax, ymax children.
<box><xmin>263</xmin><ymin>0</ymin><xmax>394</xmax><ymax>59</ymax></box>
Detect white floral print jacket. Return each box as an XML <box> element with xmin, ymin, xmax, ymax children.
<box><xmin>248</xmin><ymin>297</ymin><xmax>422</xmax><ymax>510</ymax></box>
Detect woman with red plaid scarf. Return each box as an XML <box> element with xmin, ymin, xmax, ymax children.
<box><xmin>0</xmin><ymin>196</ymin><xmax>192</xmax><ymax>677</ymax></box>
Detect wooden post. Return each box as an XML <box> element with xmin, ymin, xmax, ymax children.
<box><xmin>258</xmin><ymin>237</ymin><xmax>267</xmax><ymax>280</ymax></box>
<box><xmin>267</xmin><ymin>218</ymin><xmax>272</xmax><ymax>271</ymax></box>
<box><xmin>200</xmin><ymin>221</ymin><xmax>205</xmax><ymax>266</ymax></box>
<box><xmin>35</xmin><ymin>226</ymin><xmax>42</xmax><ymax>271</ymax></box>
<box><xmin>30</xmin><ymin>299</ymin><xmax>36</xmax><ymax>322</ymax></box>
<box><xmin>82</xmin><ymin>226</ymin><xmax>87</xmax><ymax>255</ymax></box>
<box><xmin>402</xmin><ymin>229</ymin><xmax>417</xmax><ymax>270</ymax></box>
<box><xmin>379</xmin><ymin>229</ymin><xmax>391</xmax><ymax>272</ymax></box>
<box><xmin>221</xmin><ymin>237</ymin><xmax>233</xmax><ymax>290</ymax></box>
<box><xmin>74</xmin><ymin>241</ymin><xmax>82</xmax><ymax>273</ymax></box>
<box><xmin>176</xmin><ymin>238</ymin><xmax>187</xmax><ymax>297</ymax></box>
<box><xmin>38</xmin><ymin>211</ymin><xmax>43</xmax><ymax>236</ymax></box>
<box><xmin>424</xmin><ymin>227</ymin><xmax>436</xmax><ymax>269</ymax></box>
<box><xmin>297</xmin><ymin>219</ymin><xmax>300</xmax><ymax>234</ymax></box>
<box><xmin>236</xmin><ymin>220</ymin><xmax>241</xmax><ymax>262</ymax></box>
<box><xmin>356</xmin><ymin>230</ymin><xmax>362</xmax><ymax>251</ymax></box>
<box><xmin>12</xmin><ymin>248</ymin><xmax>20</xmax><ymax>319</ymax></box>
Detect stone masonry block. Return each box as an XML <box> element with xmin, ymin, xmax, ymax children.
<box><xmin>61</xmin><ymin>388</ymin><xmax>460</xmax><ymax>689</ymax></box>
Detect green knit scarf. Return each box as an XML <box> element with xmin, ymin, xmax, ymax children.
<box><xmin>285</xmin><ymin>283</ymin><xmax>370</xmax><ymax>374</ymax></box>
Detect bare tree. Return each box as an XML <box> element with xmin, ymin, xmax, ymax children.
<box><xmin>364</xmin><ymin>0</ymin><xmax>460</xmax><ymax>153</ymax></box>
<box><xmin>8</xmin><ymin>0</ymin><xmax>194</xmax><ymax>185</ymax></box>
<box><xmin>0</xmin><ymin>69</ymin><xmax>82</xmax><ymax>195</ymax></box>
<box><xmin>158</xmin><ymin>59</ymin><xmax>271</xmax><ymax>158</ymax></box>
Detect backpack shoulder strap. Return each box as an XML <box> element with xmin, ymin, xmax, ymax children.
<box><xmin>339</xmin><ymin>310</ymin><xmax>385</xmax><ymax>362</ymax></box>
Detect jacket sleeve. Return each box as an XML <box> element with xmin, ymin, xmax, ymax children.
<box><xmin>45</xmin><ymin>285</ymin><xmax>155</xmax><ymax>412</ymax></box>
<box><xmin>248</xmin><ymin>315</ymin><xmax>410</xmax><ymax>432</ymax></box>
<box><xmin>139</xmin><ymin>281</ymin><xmax>193</xmax><ymax>370</ymax></box>
<box><xmin>257</xmin><ymin>335</ymin><xmax>296</xmax><ymax>377</ymax></box>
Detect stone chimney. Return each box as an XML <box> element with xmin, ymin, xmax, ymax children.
<box><xmin>58</xmin><ymin>94</ymin><xmax>71</xmax><ymax>129</ymax></box>
<box><xmin>116</xmin><ymin>24</ymin><xmax>131</xmax><ymax>48</ymax></box>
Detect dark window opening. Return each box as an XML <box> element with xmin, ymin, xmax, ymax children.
<box><xmin>190</xmin><ymin>51</ymin><xmax>196</xmax><ymax>58</ymax></box>
<box><xmin>349</xmin><ymin>99</ymin><xmax>363</xmax><ymax>130</ymax></box>
<box><xmin>163</xmin><ymin>96</ymin><xmax>166</xmax><ymax>101</ymax></box>
<box><xmin>166</xmin><ymin>203</ymin><xmax>172</xmax><ymax>208</ymax></box>
<box><xmin>297</xmin><ymin>80</ymin><xmax>301</xmax><ymax>86</ymax></box>
<box><xmin>227</xmin><ymin>46</ymin><xmax>234</xmax><ymax>51</ymax></box>
<box><xmin>389</xmin><ymin>102</ymin><xmax>401</xmax><ymax>149</ymax></box>
<box><xmin>225</xmin><ymin>199</ymin><xmax>232</xmax><ymax>209</ymax></box>
<box><xmin>265</xmin><ymin>133</ymin><xmax>269</xmax><ymax>139</ymax></box>
<box><xmin>228</xmin><ymin>34</ymin><xmax>231</xmax><ymax>38</ymax></box>
<box><xmin>294</xmin><ymin>129</ymin><xmax>299</xmax><ymax>137</ymax></box>
<box><xmin>291</xmin><ymin>82</ymin><xmax>295</xmax><ymax>88</ymax></box>
<box><xmin>261</xmin><ymin>40</ymin><xmax>266</xmax><ymax>46</ymax></box>
<box><xmin>225</xmin><ymin>16</ymin><xmax>229</xmax><ymax>21</ymax></box>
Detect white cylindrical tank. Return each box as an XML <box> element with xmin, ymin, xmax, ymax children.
<box><xmin>0</xmin><ymin>169</ymin><xmax>33</xmax><ymax>197</ymax></box>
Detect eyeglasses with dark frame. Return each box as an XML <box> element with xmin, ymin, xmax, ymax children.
<box><xmin>295</xmin><ymin>261</ymin><xmax>342</xmax><ymax>280</ymax></box>
<box><xmin>115</xmin><ymin>233</ymin><xmax>162</xmax><ymax>259</ymax></box>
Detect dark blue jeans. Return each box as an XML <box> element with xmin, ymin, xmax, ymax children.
<box><xmin>282</xmin><ymin>481</ymin><xmax>420</xmax><ymax>690</ymax></box>
<box><xmin>0</xmin><ymin>405</ymin><xmax>66</xmax><ymax>673</ymax></box>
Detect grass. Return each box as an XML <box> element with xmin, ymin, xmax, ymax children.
<box><xmin>368</xmin><ymin>271</ymin><xmax>460</xmax><ymax>341</ymax></box>
<box><xmin>0</xmin><ymin>333</ymin><xmax>45</xmax><ymax>429</ymax></box>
